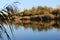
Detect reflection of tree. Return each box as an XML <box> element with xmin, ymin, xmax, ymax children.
<box><xmin>1</xmin><ymin>19</ymin><xmax>60</xmax><ymax>40</ymax></box>
<box><xmin>3</xmin><ymin>19</ymin><xmax>60</xmax><ymax>31</ymax></box>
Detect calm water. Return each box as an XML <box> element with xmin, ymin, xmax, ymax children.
<box><xmin>0</xmin><ymin>20</ymin><xmax>60</xmax><ymax>40</ymax></box>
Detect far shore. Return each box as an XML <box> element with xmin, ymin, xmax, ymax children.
<box><xmin>7</xmin><ymin>14</ymin><xmax>60</xmax><ymax>22</ymax></box>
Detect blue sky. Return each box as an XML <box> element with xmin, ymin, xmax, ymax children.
<box><xmin>0</xmin><ymin>0</ymin><xmax>60</xmax><ymax>11</ymax></box>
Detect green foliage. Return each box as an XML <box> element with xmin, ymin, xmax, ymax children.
<box><xmin>21</xmin><ymin>6</ymin><xmax>53</xmax><ymax>16</ymax></box>
<box><xmin>51</xmin><ymin>9</ymin><xmax>59</xmax><ymax>16</ymax></box>
<box><xmin>23</xmin><ymin>9</ymin><xmax>31</xmax><ymax>16</ymax></box>
<box><xmin>30</xmin><ymin>7</ymin><xmax>37</xmax><ymax>15</ymax></box>
<box><xmin>3</xmin><ymin>6</ymin><xmax>60</xmax><ymax>17</ymax></box>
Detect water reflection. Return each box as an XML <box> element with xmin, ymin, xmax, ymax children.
<box><xmin>0</xmin><ymin>20</ymin><xmax>60</xmax><ymax>40</ymax></box>
<box><xmin>4</xmin><ymin>20</ymin><xmax>60</xmax><ymax>31</ymax></box>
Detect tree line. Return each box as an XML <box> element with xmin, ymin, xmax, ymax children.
<box><xmin>17</xmin><ymin>6</ymin><xmax>60</xmax><ymax>17</ymax></box>
<box><xmin>1</xmin><ymin>5</ymin><xmax>60</xmax><ymax>20</ymax></box>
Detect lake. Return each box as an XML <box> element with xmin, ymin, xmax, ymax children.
<box><xmin>0</xmin><ymin>20</ymin><xmax>60</xmax><ymax>40</ymax></box>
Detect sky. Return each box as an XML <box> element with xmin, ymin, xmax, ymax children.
<box><xmin>0</xmin><ymin>0</ymin><xmax>60</xmax><ymax>11</ymax></box>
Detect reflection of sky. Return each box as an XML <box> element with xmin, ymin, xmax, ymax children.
<box><xmin>0</xmin><ymin>0</ymin><xmax>60</xmax><ymax>11</ymax></box>
<box><xmin>2</xmin><ymin>24</ymin><xmax>60</xmax><ymax>40</ymax></box>
<box><xmin>13</xmin><ymin>27</ymin><xmax>60</xmax><ymax>40</ymax></box>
